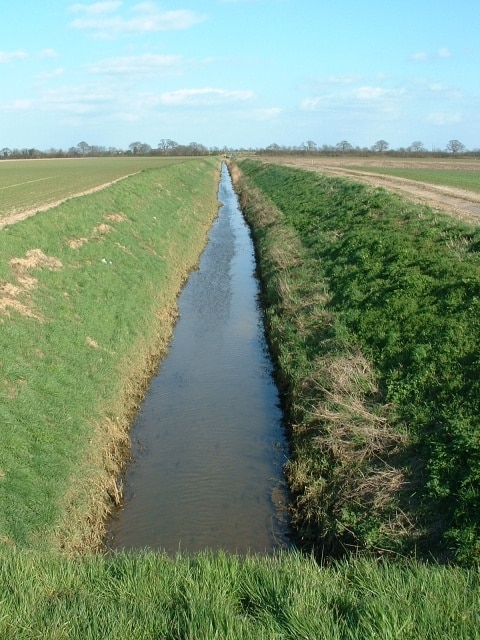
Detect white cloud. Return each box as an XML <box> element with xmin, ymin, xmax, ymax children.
<box><xmin>355</xmin><ymin>86</ymin><xmax>387</xmax><ymax>100</ymax></box>
<box><xmin>261</xmin><ymin>107</ymin><xmax>281</xmax><ymax>117</ymax></box>
<box><xmin>88</xmin><ymin>53</ymin><xmax>183</xmax><ymax>75</ymax></box>
<box><xmin>39</xmin><ymin>85</ymin><xmax>116</xmax><ymax>114</ymax></box>
<box><xmin>438</xmin><ymin>47</ymin><xmax>451</xmax><ymax>58</ymax></box>
<box><xmin>427</xmin><ymin>112</ymin><xmax>462</xmax><ymax>126</ymax></box>
<box><xmin>69</xmin><ymin>1</ymin><xmax>122</xmax><ymax>15</ymax></box>
<box><xmin>28</xmin><ymin>83</ymin><xmax>253</xmax><ymax>122</ymax></box>
<box><xmin>69</xmin><ymin>1</ymin><xmax>205</xmax><ymax>37</ymax></box>
<box><xmin>1</xmin><ymin>99</ymin><xmax>32</xmax><ymax>111</ymax></box>
<box><xmin>411</xmin><ymin>51</ymin><xmax>428</xmax><ymax>62</ymax></box>
<box><xmin>325</xmin><ymin>74</ymin><xmax>363</xmax><ymax>85</ymax></box>
<box><xmin>300</xmin><ymin>96</ymin><xmax>323</xmax><ymax>110</ymax></box>
<box><xmin>36</xmin><ymin>68</ymin><xmax>65</xmax><ymax>80</ymax></box>
<box><xmin>158</xmin><ymin>88</ymin><xmax>254</xmax><ymax>106</ymax></box>
<box><xmin>0</xmin><ymin>50</ymin><xmax>28</xmax><ymax>63</ymax></box>
<box><xmin>301</xmin><ymin>86</ymin><xmax>405</xmax><ymax>112</ymax></box>
<box><xmin>38</xmin><ymin>49</ymin><xmax>59</xmax><ymax>59</ymax></box>
<box><xmin>410</xmin><ymin>48</ymin><xmax>452</xmax><ymax>62</ymax></box>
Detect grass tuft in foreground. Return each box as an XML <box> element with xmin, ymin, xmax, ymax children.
<box><xmin>1</xmin><ymin>549</ymin><xmax>479</xmax><ymax>639</ymax></box>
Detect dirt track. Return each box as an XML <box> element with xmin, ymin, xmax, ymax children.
<box><xmin>274</xmin><ymin>157</ymin><xmax>480</xmax><ymax>226</ymax></box>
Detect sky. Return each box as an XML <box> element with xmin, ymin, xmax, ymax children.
<box><xmin>1</xmin><ymin>0</ymin><xmax>479</xmax><ymax>152</ymax></box>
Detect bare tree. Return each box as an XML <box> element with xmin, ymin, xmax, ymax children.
<box><xmin>129</xmin><ymin>142</ymin><xmax>151</xmax><ymax>155</ymax></box>
<box><xmin>372</xmin><ymin>139</ymin><xmax>389</xmax><ymax>153</ymax></box>
<box><xmin>409</xmin><ymin>141</ymin><xmax>425</xmax><ymax>152</ymax></box>
<box><xmin>266</xmin><ymin>143</ymin><xmax>281</xmax><ymax>153</ymax></box>
<box><xmin>302</xmin><ymin>140</ymin><xmax>317</xmax><ymax>152</ymax></box>
<box><xmin>336</xmin><ymin>140</ymin><xmax>353</xmax><ymax>153</ymax></box>
<box><xmin>158</xmin><ymin>139</ymin><xmax>178</xmax><ymax>154</ymax></box>
<box><xmin>446</xmin><ymin>139</ymin><xmax>465</xmax><ymax>155</ymax></box>
<box><xmin>77</xmin><ymin>141</ymin><xmax>90</xmax><ymax>156</ymax></box>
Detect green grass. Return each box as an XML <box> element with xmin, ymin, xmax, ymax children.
<box><xmin>351</xmin><ymin>166</ymin><xmax>480</xmax><ymax>193</ymax></box>
<box><xmin>1</xmin><ymin>549</ymin><xmax>479</xmax><ymax>639</ymax></box>
<box><xmin>0</xmin><ymin>156</ymin><xmax>199</xmax><ymax>220</ymax></box>
<box><xmin>2</xmin><ymin>157</ymin><xmax>480</xmax><ymax>638</ymax></box>
<box><xmin>235</xmin><ymin>160</ymin><xmax>480</xmax><ymax>564</ymax></box>
<box><xmin>0</xmin><ymin>157</ymin><xmax>220</xmax><ymax>551</ymax></box>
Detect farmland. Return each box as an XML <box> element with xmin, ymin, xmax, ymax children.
<box><xmin>1</xmin><ymin>156</ymin><xmax>480</xmax><ymax>637</ymax></box>
<box><xmin>0</xmin><ymin>156</ymin><xmax>198</xmax><ymax>227</ymax></box>
<box><xmin>349</xmin><ymin>166</ymin><xmax>480</xmax><ymax>193</ymax></box>
<box><xmin>271</xmin><ymin>155</ymin><xmax>480</xmax><ymax>225</ymax></box>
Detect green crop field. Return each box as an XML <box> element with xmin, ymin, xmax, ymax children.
<box><xmin>0</xmin><ymin>157</ymin><xmax>198</xmax><ymax>222</ymax></box>
<box><xmin>352</xmin><ymin>165</ymin><xmax>480</xmax><ymax>193</ymax></box>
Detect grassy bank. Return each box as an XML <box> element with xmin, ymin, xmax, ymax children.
<box><xmin>0</xmin><ymin>157</ymin><xmax>220</xmax><ymax>552</ymax></box>
<box><xmin>2</xmin><ymin>158</ymin><xmax>479</xmax><ymax>637</ymax></box>
<box><xmin>1</xmin><ymin>549</ymin><xmax>479</xmax><ymax>639</ymax></box>
<box><xmin>231</xmin><ymin>159</ymin><xmax>480</xmax><ymax>564</ymax></box>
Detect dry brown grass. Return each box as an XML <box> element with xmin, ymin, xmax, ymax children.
<box><xmin>294</xmin><ymin>351</ymin><xmax>415</xmax><ymax>548</ymax></box>
<box><xmin>0</xmin><ymin>249</ymin><xmax>62</xmax><ymax>321</ymax></box>
<box><xmin>92</xmin><ymin>223</ymin><xmax>113</xmax><ymax>235</ymax></box>
<box><xmin>67</xmin><ymin>237</ymin><xmax>89</xmax><ymax>249</ymax></box>
<box><xmin>104</xmin><ymin>213</ymin><xmax>127</xmax><ymax>223</ymax></box>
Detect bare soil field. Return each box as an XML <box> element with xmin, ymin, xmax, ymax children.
<box><xmin>271</xmin><ymin>156</ymin><xmax>480</xmax><ymax>225</ymax></box>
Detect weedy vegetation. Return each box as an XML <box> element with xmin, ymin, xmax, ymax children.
<box><xmin>233</xmin><ymin>159</ymin><xmax>480</xmax><ymax>564</ymax></box>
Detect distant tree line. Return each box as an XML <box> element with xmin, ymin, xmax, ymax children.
<box><xmin>260</xmin><ymin>139</ymin><xmax>477</xmax><ymax>157</ymax></box>
<box><xmin>0</xmin><ymin>138</ymin><xmax>477</xmax><ymax>159</ymax></box>
<box><xmin>0</xmin><ymin>140</ymin><xmax>215</xmax><ymax>159</ymax></box>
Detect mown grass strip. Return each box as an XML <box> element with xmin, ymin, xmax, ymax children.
<box><xmin>351</xmin><ymin>166</ymin><xmax>480</xmax><ymax>193</ymax></box>
<box><xmin>0</xmin><ymin>157</ymin><xmax>220</xmax><ymax>552</ymax></box>
<box><xmin>0</xmin><ymin>549</ymin><xmax>478</xmax><ymax>639</ymax></box>
<box><xmin>233</xmin><ymin>159</ymin><xmax>480</xmax><ymax>564</ymax></box>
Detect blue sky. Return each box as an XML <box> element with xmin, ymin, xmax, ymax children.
<box><xmin>1</xmin><ymin>0</ymin><xmax>479</xmax><ymax>151</ymax></box>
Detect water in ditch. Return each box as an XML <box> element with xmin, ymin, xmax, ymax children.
<box><xmin>107</xmin><ymin>163</ymin><xmax>290</xmax><ymax>554</ymax></box>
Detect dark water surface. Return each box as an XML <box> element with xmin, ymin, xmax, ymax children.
<box><xmin>108</xmin><ymin>164</ymin><xmax>290</xmax><ymax>554</ymax></box>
